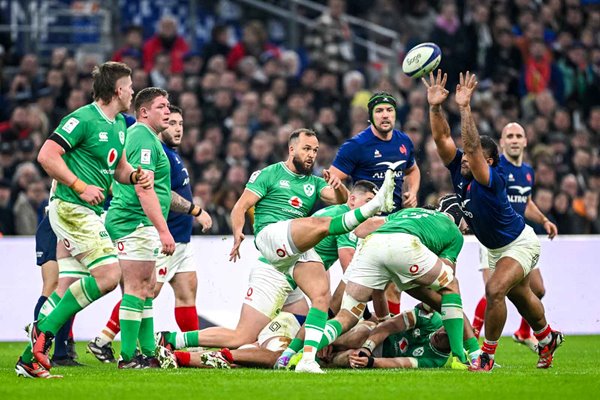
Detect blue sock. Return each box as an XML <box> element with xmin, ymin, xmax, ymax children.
<box><xmin>34</xmin><ymin>296</ymin><xmax>47</xmax><ymax>320</ymax></box>
<box><xmin>53</xmin><ymin>316</ymin><xmax>74</xmax><ymax>358</ymax></box>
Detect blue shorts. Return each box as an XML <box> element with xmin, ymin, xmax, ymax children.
<box><xmin>35</xmin><ymin>216</ymin><xmax>57</xmax><ymax>266</ymax></box>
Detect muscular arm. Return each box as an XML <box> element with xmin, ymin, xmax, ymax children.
<box><xmin>113</xmin><ymin>149</ymin><xmax>136</xmax><ymax>185</ymax></box>
<box><xmin>372</xmin><ymin>357</ymin><xmax>418</xmax><ymax>369</ymax></box>
<box><xmin>320</xmin><ymin>183</ymin><xmax>349</xmax><ymax>205</ymax></box>
<box><xmin>403</xmin><ymin>164</ymin><xmax>421</xmax><ymax>207</ymax></box>
<box><xmin>327</xmin><ymin>165</ymin><xmax>349</xmax><ymax>182</ymax></box>
<box><xmin>525</xmin><ymin>197</ymin><xmax>558</xmax><ymax>239</ymax></box>
<box><xmin>363</xmin><ymin>311</ymin><xmax>416</xmax><ymax>350</ymax></box>
<box><xmin>135</xmin><ymin>171</ymin><xmax>168</xmax><ymax>234</ymax></box>
<box><xmin>429</xmin><ymin>105</ymin><xmax>458</xmax><ymax>165</ymax></box>
<box><xmin>460</xmin><ymin>104</ymin><xmax>490</xmax><ymax>185</ymax></box>
<box><xmin>37</xmin><ymin>140</ymin><xmax>78</xmax><ymax>186</ymax></box>
<box><xmin>354</xmin><ymin>217</ymin><xmax>385</xmax><ymax>238</ymax></box>
<box><xmin>231</xmin><ymin>190</ymin><xmax>260</xmax><ymax>236</ymax></box>
<box><xmin>170</xmin><ymin>191</ymin><xmax>194</xmax><ymax>213</ymax></box>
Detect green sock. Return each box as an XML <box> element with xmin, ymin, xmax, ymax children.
<box><xmin>441</xmin><ymin>293</ymin><xmax>466</xmax><ymax>363</ymax></box>
<box><xmin>302</xmin><ymin>308</ymin><xmax>327</xmax><ymax>361</ymax></box>
<box><xmin>119</xmin><ymin>294</ymin><xmax>144</xmax><ymax>361</ymax></box>
<box><xmin>288</xmin><ymin>337</ymin><xmax>304</xmax><ymax>353</ymax></box>
<box><xmin>464</xmin><ymin>337</ymin><xmax>480</xmax><ymax>359</ymax></box>
<box><xmin>39</xmin><ymin>276</ymin><xmax>102</xmax><ymax>335</ymax></box>
<box><xmin>318</xmin><ymin>320</ymin><xmax>343</xmax><ymax>350</ymax></box>
<box><xmin>138</xmin><ymin>298</ymin><xmax>155</xmax><ymax>357</ymax></box>
<box><xmin>184</xmin><ymin>331</ymin><xmax>200</xmax><ymax>347</ymax></box>
<box><xmin>328</xmin><ymin>209</ymin><xmax>367</xmax><ymax>235</ymax></box>
<box><xmin>21</xmin><ymin>292</ymin><xmax>62</xmax><ymax>363</ymax></box>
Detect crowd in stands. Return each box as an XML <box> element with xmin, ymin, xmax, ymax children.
<box><xmin>0</xmin><ymin>0</ymin><xmax>598</xmax><ymax>236</ymax></box>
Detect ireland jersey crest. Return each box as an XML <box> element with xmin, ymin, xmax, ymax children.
<box><xmin>303</xmin><ymin>184</ymin><xmax>315</xmax><ymax>197</ymax></box>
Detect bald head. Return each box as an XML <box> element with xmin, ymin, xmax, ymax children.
<box><xmin>500</xmin><ymin>122</ymin><xmax>527</xmax><ymax>163</ymax></box>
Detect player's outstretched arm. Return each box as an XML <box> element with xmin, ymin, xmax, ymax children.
<box><xmin>423</xmin><ymin>70</ymin><xmax>457</xmax><ymax>165</ymax></box>
<box><xmin>456</xmin><ymin>71</ymin><xmax>490</xmax><ymax>185</ymax></box>
<box><xmin>229</xmin><ymin>189</ymin><xmax>260</xmax><ymax>262</ymax></box>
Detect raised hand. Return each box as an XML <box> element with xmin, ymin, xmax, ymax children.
<box><xmin>455</xmin><ymin>71</ymin><xmax>478</xmax><ymax>108</ymax></box>
<box><xmin>422</xmin><ymin>69</ymin><xmax>449</xmax><ymax>106</ymax></box>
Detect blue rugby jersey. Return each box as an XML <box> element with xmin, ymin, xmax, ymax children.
<box><xmin>499</xmin><ymin>155</ymin><xmax>535</xmax><ymax>217</ymax></box>
<box><xmin>332</xmin><ymin>126</ymin><xmax>415</xmax><ymax>212</ymax></box>
<box><xmin>162</xmin><ymin>143</ymin><xmax>193</xmax><ymax>243</ymax></box>
<box><xmin>446</xmin><ymin>149</ymin><xmax>525</xmax><ymax>249</ymax></box>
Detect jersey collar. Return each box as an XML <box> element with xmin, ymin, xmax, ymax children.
<box><xmin>281</xmin><ymin>161</ymin><xmax>307</xmax><ymax>178</ymax></box>
<box><xmin>92</xmin><ymin>102</ymin><xmax>116</xmax><ymax>124</ymax></box>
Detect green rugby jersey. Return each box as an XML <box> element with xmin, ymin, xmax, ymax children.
<box><xmin>375</xmin><ymin>208</ymin><xmax>464</xmax><ymax>263</ymax></box>
<box><xmin>53</xmin><ymin>103</ymin><xmax>127</xmax><ymax>215</ymax></box>
<box><xmin>382</xmin><ymin>306</ymin><xmax>443</xmax><ymax>358</ymax></box>
<box><xmin>312</xmin><ymin>204</ymin><xmax>357</xmax><ymax>270</ymax></box>
<box><xmin>106</xmin><ymin>122</ymin><xmax>171</xmax><ymax>240</ymax></box>
<box><xmin>245</xmin><ymin>162</ymin><xmax>328</xmax><ymax>236</ymax></box>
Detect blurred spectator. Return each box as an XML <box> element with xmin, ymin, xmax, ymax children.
<box><xmin>520</xmin><ymin>39</ymin><xmax>564</xmax><ymax>101</ymax></box>
<box><xmin>112</xmin><ymin>26</ymin><xmax>144</xmax><ymax>64</ymax></box>
<box><xmin>143</xmin><ymin>16</ymin><xmax>190</xmax><ymax>74</ymax></box>
<box><xmin>0</xmin><ymin>178</ymin><xmax>14</xmax><ymax>235</ymax></box>
<box><xmin>149</xmin><ymin>52</ymin><xmax>171</xmax><ymax>89</ymax></box>
<box><xmin>304</xmin><ymin>0</ymin><xmax>353</xmax><ymax>74</ymax></box>
<box><xmin>13</xmin><ymin>178</ymin><xmax>47</xmax><ymax>235</ymax></box>
<box><xmin>572</xmin><ymin>189</ymin><xmax>600</xmax><ymax>234</ymax></box>
<box><xmin>484</xmin><ymin>29</ymin><xmax>523</xmax><ymax>97</ymax></box>
<box><xmin>227</xmin><ymin>20</ymin><xmax>280</xmax><ymax>71</ymax></box>
<box><xmin>551</xmin><ymin>191</ymin><xmax>578</xmax><ymax>234</ymax></box>
<box><xmin>202</xmin><ymin>25</ymin><xmax>231</xmax><ymax>70</ymax></box>
<box><xmin>531</xmin><ymin>187</ymin><xmax>556</xmax><ymax>234</ymax></box>
<box><xmin>0</xmin><ymin>142</ymin><xmax>18</xmax><ymax>181</ymax></box>
<box><xmin>403</xmin><ymin>1</ymin><xmax>437</xmax><ymax>44</ymax></box>
<box><xmin>0</xmin><ymin>106</ymin><xmax>32</xmax><ymax>142</ymax></box>
<box><xmin>10</xmin><ymin>161</ymin><xmax>41</xmax><ymax>205</ymax></box>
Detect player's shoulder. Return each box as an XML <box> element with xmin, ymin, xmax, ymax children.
<box><xmin>343</xmin><ymin>127</ymin><xmax>373</xmax><ymax>146</ymax></box>
<box><xmin>392</xmin><ymin>128</ymin><xmax>412</xmax><ymax>142</ymax></box>
<box><xmin>62</xmin><ymin>103</ymin><xmax>96</xmax><ymax>123</ymax></box>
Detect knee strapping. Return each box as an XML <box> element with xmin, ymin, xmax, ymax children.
<box><xmin>428</xmin><ymin>263</ymin><xmax>455</xmax><ymax>291</ymax></box>
<box><xmin>341</xmin><ymin>292</ymin><xmax>367</xmax><ymax>319</ymax></box>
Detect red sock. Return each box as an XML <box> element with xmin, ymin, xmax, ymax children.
<box><xmin>175</xmin><ymin>306</ymin><xmax>199</xmax><ymax>332</ymax></box>
<box><xmin>174</xmin><ymin>351</ymin><xmax>191</xmax><ymax>367</ymax></box>
<box><xmin>482</xmin><ymin>340</ymin><xmax>498</xmax><ymax>355</ymax></box>
<box><xmin>534</xmin><ymin>324</ymin><xmax>552</xmax><ymax>343</ymax></box>
<box><xmin>516</xmin><ymin>318</ymin><xmax>532</xmax><ymax>338</ymax></box>
<box><xmin>473</xmin><ymin>295</ymin><xmax>487</xmax><ymax>335</ymax></box>
<box><xmin>69</xmin><ymin>315</ymin><xmax>75</xmax><ymax>340</ymax></box>
<box><xmin>387</xmin><ymin>301</ymin><xmax>400</xmax><ymax>315</ymax></box>
<box><xmin>107</xmin><ymin>300</ymin><xmax>121</xmax><ymax>334</ymax></box>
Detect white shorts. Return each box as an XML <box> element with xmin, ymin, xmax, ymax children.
<box><xmin>243</xmin><ymin>261</ymin><xmax>305</xmax><ymax>319</ymax></box>
<box><xmin>257</xmin><ymin>311</ymin><xmax>301</xmax><ymax>351</ymax></box>
<box><xmin>114</xmin><ymin>225</ymin><xmax>161</xmax><ymax>261</ymax></box>
<box><xmin>255</xmin><ymin>220</ymin><xmax>323</xmax><ymax>275</ymax></box>
<box><xmin>486</xmin><ymin>225</ymin><xmax>540</xmax><ymax>276</ymax></box>
<box><xmin>156</xmin><ymin>242</ymin><xmax>196</xmax><ymax>283</ymax></box>
<box><xmin>58</xmin><ymin>256</ymin><xmax>90</xmax><ymax>279</ymax></box>
<box><xmin>345</xmin><ymin>233</ymin><xmax>440</xmax><ymax>291</ymax></box>
<box><xmin>479</xmin><ymin>231</ymin><xmax>540</xmax><ymax>272</ymax></box>
<box><xmin>48</xmin><ymin>198</ymin><xmax>117</xmax><ymax>269</ymax></box>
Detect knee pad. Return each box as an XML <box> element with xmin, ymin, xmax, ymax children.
<box><xmin>428</xmin><ymin>263</ymin><xmax>455</xmax><ymax>291</ymax></box>
<box><xmin>341</xmin><ymin>292</ymin><xmax>367</xmax><ymax>319</ymax></box>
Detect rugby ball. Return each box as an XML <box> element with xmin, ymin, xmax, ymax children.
<box><xmin>402</xmin><ymin>42</ymin><xmax>442</xmax><ymax>78</ymax></box>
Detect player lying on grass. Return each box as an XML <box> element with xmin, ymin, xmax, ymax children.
<box><xmin>155</xmin><ymin>311</ymin><xmax>301</xmax><ymax>369</ymax></box>
<box><xmin>322</xmin><ymin>303</ymin><xmax>450</xmax><ymax>369</ymax></box>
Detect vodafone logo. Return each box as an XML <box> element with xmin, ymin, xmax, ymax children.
<box><xmin>245</xmin><ymin>287</ymin><xmax>253</xmax><ymax>301</ymax></box>
<box><xmin>63</xmin><ymin>239</ymin><xmax>71</xmax><ymax>249</ymax></box>
<box><xmin>107</xmin><ymin>148</ymin><xmax>118</xmax><ymax>166</ymax></box>
<box><xmin>158</xmin><ymin>267</ymin><xmax>167</xmax><ymax>276</ymax></box>
<box><xmin>117</xmin><ymin>241</ymin><xmax>124</xmax><ymax>251</ymax></box>
<box><xmin>288</xmin><ymin>196</ymin><xmax>303</xmax><ymax>208</ymax></box>
<box><xmin>409</xmin><ymin>264</ymin><xmax>419</xmax><ymax>274</ymax></box>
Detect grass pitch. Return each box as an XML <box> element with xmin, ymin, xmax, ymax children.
<box><xmin>1</xmin><ymin>336</ymin><xmax>599</xmax><ymax>400</ymax></box>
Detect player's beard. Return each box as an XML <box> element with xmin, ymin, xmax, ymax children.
<box><xmin>375</xmin><ymin>121</ymin><xmax>393</xmax><ymax>136</ymax></box>
<box><xmin>292</xmin><ymin>155</ymin><xmax>313</xmax><ymax>176</ymax></box>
